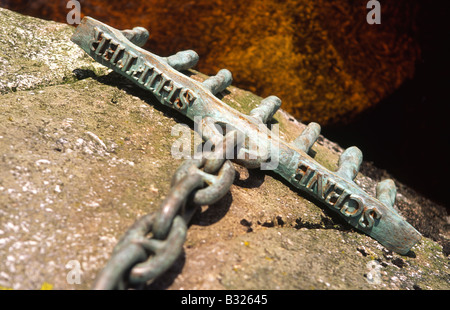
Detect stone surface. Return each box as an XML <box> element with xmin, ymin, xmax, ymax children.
<box><xmin>0</xmin><ymin>8</ymin><xmax>109</xmax><ymax>94</ymax></box>
<box><xmin>0</xmin><ymin>8</ymin><xmax>448</xmax><ymax>290</ymax></box>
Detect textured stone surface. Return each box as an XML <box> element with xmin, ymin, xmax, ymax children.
<box><xmin>0</xmin><ymin>8</ymin><xmax>448</xmax><ymax>290</ymax></box>
<box><xmin>0</xmin><ymin>8</ymin><xmax>109</xmax><ymax>93</ymax></box>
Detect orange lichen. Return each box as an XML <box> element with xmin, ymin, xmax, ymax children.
<box><xmin>3</xmin><ymin>0</ymin><xmax>420</xmax><ymax>125</ymax></box>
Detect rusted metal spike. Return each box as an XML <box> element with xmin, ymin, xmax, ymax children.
<box><xmin>202</xmin><ymin>69</ymin><xmax>232</xmax><ymax>95</ymax></box>
<box><xmin>249</xmin><ymin>95</ymin><xmax>281</xmax><ymax>124</ymax></box>
<box><xmin>120</xmin><ymin>27</ymin><xmax>149</xmax><ymax>47</ymax></box>
<box><xmin>376</xmin><ymin>179</ymin><xmax>396</xmax><ymax>208</ymax></box>
<box><xmin>165</xmin><ymin>50</ymin><xmax>199</xmax><ymax>71</ymax></box>
<box><xmin>293</xmin><ymin>122</ymin><xmax>321</xmax><ymax>153</ymax></box>
<box><xmin>336</xmin><ymin>146</ymin><xmax>363</xmax><ymax>181</ymax></box>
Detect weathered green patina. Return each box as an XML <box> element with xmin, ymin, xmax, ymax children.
<box><xmin>71</xmin><ymin>17</ymin><xmax>421</xmax><ymax>257</ymax></box>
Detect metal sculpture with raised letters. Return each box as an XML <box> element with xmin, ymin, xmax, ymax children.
<box><xmin>71</xmin><ymin>17</ymin><xmax>421</xmax><ymax>288</ymax></box>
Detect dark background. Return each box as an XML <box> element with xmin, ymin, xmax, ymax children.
<box><xmin>322</xmin><ymin>0</ymin><xmax>450</xmax><ymax>209</ymax></box>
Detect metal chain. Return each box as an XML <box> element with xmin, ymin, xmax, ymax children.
<box><xmin>93</xmin><ymin>130</ymin><xmax>240</xmax><ymax>289</ymax></box>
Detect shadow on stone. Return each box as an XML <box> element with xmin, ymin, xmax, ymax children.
<box><xmin>233</xmin><ymin>167</ymin><xmax>265</xmax><ymax>189</ymax></box>
<box><xmin>143</xmin><ymin>251</ymin><xmax>186</xmax><ymax>290</ymax></box>
<box><xmin>190</xmin><ymin>191</ymin><xmax>233</xmax><ymax>227</ymax></box>
<box><xmin>73</xmin><ymin>68</ymin><xmax>98</xmax><ymax>80</ymax></box>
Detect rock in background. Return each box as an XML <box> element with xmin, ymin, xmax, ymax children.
<box><xmin>0</xmin><ymin>8</ymin><xmax>448</xmax><ymax>290</ymax></box>
<box><xmin>1</xmin><ymin>0</ymin><xmax>420</xmax><ymax>126</ymax></box>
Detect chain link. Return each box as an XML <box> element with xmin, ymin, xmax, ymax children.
<box><xmin>93</xmin><ymin>130</ymin><xmax>240</xmax><ymax>289</ymax></box>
